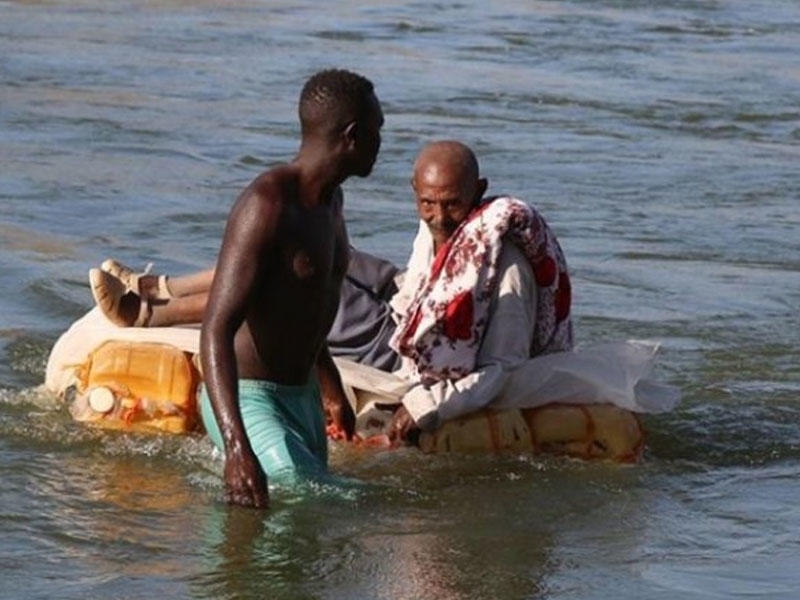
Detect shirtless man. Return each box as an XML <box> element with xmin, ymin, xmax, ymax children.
<box><xmin>199</xmin><ymin>69</ymin><xmax>382</xmax><ymax>508</ymax></box>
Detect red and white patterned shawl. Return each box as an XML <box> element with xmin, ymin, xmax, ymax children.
<box><xmin>390</xmin><ymin>196</ymin><xmax>573</xmax><ymax>381</ymax></box>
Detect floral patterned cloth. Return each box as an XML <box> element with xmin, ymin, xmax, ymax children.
<box><xmin>390</xmin><ymin>196</ymin><xmax>573</xmax><ymax>382</ymax></box>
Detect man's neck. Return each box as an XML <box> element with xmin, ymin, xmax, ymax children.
<box><xmin>293</xmin><ymin>142</ymin><xmax>347</xmax><ymax>208</ymax></box>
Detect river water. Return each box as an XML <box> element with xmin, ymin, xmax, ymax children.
<box><xmin>1</xmin><ymin>1</ymin><xmax>799</xmax><ymax>598</ymax></box>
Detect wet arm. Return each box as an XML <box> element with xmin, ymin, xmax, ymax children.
<box><xmin>319</xmin><ymin>189</ymin><xmax>356</xmax><ymax>439</ymax></box>
<box><xmin>200</xmin><ymin>191</ymin><xmax>278</xmax><ymax>507</ymax></box>
<box><xmin>316</xmin><ymin>343</ymin><xmax>355</xmax><ymax>440</ymax></box>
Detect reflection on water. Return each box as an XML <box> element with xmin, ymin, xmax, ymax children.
<box><xmin>189</xmin><ymin>454</ymin><xmax>565</xmax><ymax>600</ymax></box>
<box><xmin>2</xmin><ymin>0</ymin><xmax>800</xmax><ymax>597</ymax></box>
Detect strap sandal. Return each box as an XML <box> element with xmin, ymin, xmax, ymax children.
<box><xmin>101</xmin><ymin>259</ymin><xmax>172</xmax><ymax>300</ymax></box>
<box><xmin>89</xmin><ymin>268</ymin><xmax>153</xmax><ymax>327</ymax></box>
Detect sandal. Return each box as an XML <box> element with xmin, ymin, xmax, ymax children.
<box><xmin>101</xmin><ymin>259</ymin><xmax>172</xmax><ymax>300</ymax></box>
<box><xmin>89</xmin><ymin>268</ymin><xmax>153</xmax><ymax>327</ymax></box>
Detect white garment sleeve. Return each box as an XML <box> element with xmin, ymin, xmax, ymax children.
<box><xmin>401</xmin><ymin>243</ymin><xmax>537</xmax><ymax>430</ymax></box>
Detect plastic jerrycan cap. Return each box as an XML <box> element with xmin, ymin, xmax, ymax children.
<box><xmin>88</xmin><ymin>387</ymin><xmax>116</xmax><ymax>413</ymax></box>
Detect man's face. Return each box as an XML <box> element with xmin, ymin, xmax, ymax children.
<box><xmin>353</xmin><ymin>93</ymin><xmax>383</xmax><ymax>177</ymax></box>
<box><xmin>412</xmin><ymin>165</ymin><xmax>478</xmax><ymax>248</ymax></box>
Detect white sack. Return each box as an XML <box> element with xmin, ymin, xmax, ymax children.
<box><xmin>495</xmin><ymin>340</ymin><xmax>680</xmax><ymax>413</ymax></box>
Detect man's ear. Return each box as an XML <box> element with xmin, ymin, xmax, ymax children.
<box><xmin>343</xmin><ymin>120</ymin><xmax>358</xmax><ymax>149</ymax></box>
<box><xmin>476</xmin><ymin>177</ymin><xmax>488</xmax><ymax>200</ymax></box>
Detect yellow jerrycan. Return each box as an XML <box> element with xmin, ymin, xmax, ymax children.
<box><xmin>418</xmin><ymin>404</ymin><xmax>644</xmax><ymax>463</ymax></box>
<box><xmin>71</xmin><ymin>341</ymin><xmax>201</xmax><ymax>435</ymax></box>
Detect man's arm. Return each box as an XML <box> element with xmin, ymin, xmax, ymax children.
<box><xmin>316</xmin><ymin>343</ymin><xmax>355</xmax><ymax>440</ymax></box>
<box><xmin>391</xmin><ymin>244</ymin><xmax>536</xmax><ymax>441</ymax></box>
<box><xmin>200</xmin><ymin>186</ymin><xmax>279</xmax><ymax>508</ymax></box>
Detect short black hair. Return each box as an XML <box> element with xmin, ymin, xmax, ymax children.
<box><xmin>299</xmin><ymin>69</ymin><xmax>376</xmax><ymax>138</ymax></box>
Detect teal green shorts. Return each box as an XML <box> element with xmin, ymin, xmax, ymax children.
<box><xmin>199</xmin><ymin>379</ymin><xmax>328</xmax><ymax>480</ymax></box>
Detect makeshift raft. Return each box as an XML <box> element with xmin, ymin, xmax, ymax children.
<box><xmin>46</xmin><ymin>309</ymin><xmax>679</xmax><ymax>463</ymax></box>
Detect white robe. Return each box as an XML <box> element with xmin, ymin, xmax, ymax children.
<box><xmin>389</xmin><ymin>222</ymin><xmax>679</xmax><ymax>429</ymax></box>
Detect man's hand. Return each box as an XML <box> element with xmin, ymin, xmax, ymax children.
<box><xmin>388</xmin><ymin>405</ymin><xmax>420</xmax><ymax>446</ymax></box>
<box><xmin>223</xmin><ymin>442</ymin><xmax>269</xmax><ymax>509</ymax></box>
<box><xmin>316</xmin><ymin>344</ymin><xmax>355</xmax><ymax>441</ymax></box>
<box><xmin>323</xmin><ymin>391</ymin><xmax>355</xmax><ymax>441</ymax></box>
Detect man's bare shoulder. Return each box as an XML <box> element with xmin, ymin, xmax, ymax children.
<box><xmin>241</xmin><ymin>163</ymin><xmax>299</xmax><ymax>208</ymax></box>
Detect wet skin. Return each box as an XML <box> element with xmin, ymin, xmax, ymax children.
<box><xmin>201</xmin><ymin>91</ymin><xmax>383</xmax><ymax>508</ymax></box>
<box><xmin>232</xmin><ymin>174</ymin><xmax>349</xmax><ymax>383</ymax></box>
<box><xmin>202</xmin><ymin>168</ymin><xmax>348</xmax><ymax>509</ymax></box>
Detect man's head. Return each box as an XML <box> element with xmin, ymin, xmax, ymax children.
<box><xmin>412</xmin><ymin>140</ymin><xmax>488</xmax><ymax>250</ymax></box>
<box><xmin>299</xmin><ymin>69</ymin><xmax>383</xmax><ymax>176</ymax></box>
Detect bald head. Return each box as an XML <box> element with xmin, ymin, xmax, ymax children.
<box><xmin>413</xmin><ymin>140</ymin><xmax>480</xmax><ymax>190</ymax></box>
<box><xmin>411</xmin><ymin>140</ymin><xmax>487</xmax><ymax>250</ymax></box>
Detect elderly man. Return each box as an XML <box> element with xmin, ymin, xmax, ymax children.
<box><xmin>385</xmin><ymin>140</ymin><xmax>572</xmax><ymax>441</ymax></box>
